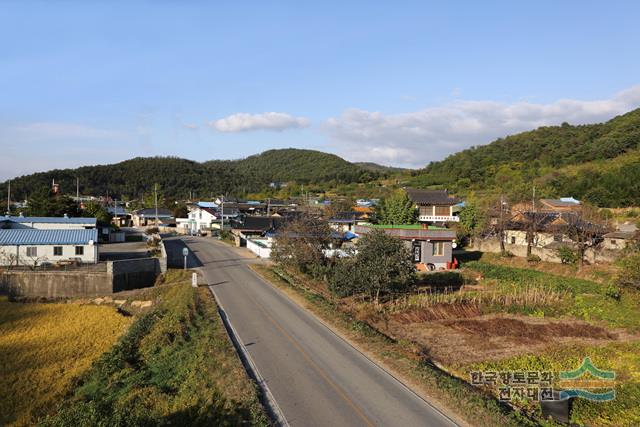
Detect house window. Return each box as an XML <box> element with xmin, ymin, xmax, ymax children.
<box><xmin>419</xmin><ymin>206</ymin><xmax>433</xmax><ymax>216</ymax></box>
<box><xmin>432</xmin><ymin>241</ymin><xmax>444</xmax><ymax>256</ymax></box>
<box><xmin>435</xmin><ymin>205</ymin><xmax>450</xmax><ymax>216</ymax></box>
<box><xmin>54</xmin><ymin>246</ymin><xmax>63</xmax><ymax>256</ymax></box>
<box><xmin>511</xmin><ymin>236</ymin><xmax>516</xmax><ymax>245</ymax></box>
<box><xmin>611</xmin><ymin>239</ymin><xmax>617</xmax><ymax>246</ymax></box>
<box><xmin>553</xmin><ymin>234</ymin><xmax>563</xmax><ymax>242</ymax></box>
<box><xmin>26</xmin><ymin>247</ymin><xmax>37</xmax><ymax>257</ymax></box>
<box><xmin>75</xmin><ymin>246</ymin><xmax>84</xmax><ymax>256</ymax></box>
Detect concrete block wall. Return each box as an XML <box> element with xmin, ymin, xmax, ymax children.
<box><xmin>1</xmin><ymin>256</ymin><xmax>164</xmax><ymax>298</ymax></box>
<box><xmin>0</xmin><ymin>270</ymin><xmax>112</xmax><ymax>298</ymax></box>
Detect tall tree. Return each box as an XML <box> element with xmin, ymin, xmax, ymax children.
<box><xmin>378</xmin><ymin>190</ymin><xmax>416</xmax><ymax>225</ymax></box>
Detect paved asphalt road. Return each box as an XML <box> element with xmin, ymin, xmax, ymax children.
<box><xmin>167</xmin><ymin>236</ymin><xmax>458</xmax><ymax>427</ymax></box>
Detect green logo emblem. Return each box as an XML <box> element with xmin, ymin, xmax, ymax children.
<box><xmin>558</xmin><ymin>358</ymin><xmax>616</xmax><ymax>401</ymax></box>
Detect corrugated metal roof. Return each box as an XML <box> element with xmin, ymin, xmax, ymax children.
<box><xmin>1</xmin><ymin>215</ymin><xmax>97</xmax><ymax>225</ymax></box>
<box><xmin>0</xmin><ymin>229</ymin><xmax>98</xmax><ymax>245</ymax></box>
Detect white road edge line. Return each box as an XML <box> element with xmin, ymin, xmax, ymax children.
<box><xmin>204</xmin><ymin>276</ymin><xmax>290</xmax><ymax>427</ymax></box>
<box><xmin>248</xmin><ymin>267</ymin><xmax>461</xmax><ymax>427</ymax></box>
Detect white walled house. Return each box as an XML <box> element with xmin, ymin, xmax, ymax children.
<box><xmin>0</xmin><ymin>229</ymin><xmax>99</xmax><ymax>266</ymax></box>
<box><xmin>177</xmin><ymin>207</ymin><xmax>219</xmax><ymax>234</ymax></box>
<box><xmin>0</xmin><ymin>215</ymin><xmax>97</xmax><ymax>230</ymax></box>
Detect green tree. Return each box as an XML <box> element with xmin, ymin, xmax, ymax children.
<box><xmin>329</xmin><ymin>230</ymin><xmax>414</xmax><ymax>303</ymax></box>
<box><xmin>458</xmin><ymin>203</ymin><xmax>486</xmax><ymax>238</ymax></box>
<box><xmin>82</xmin><ymin>202</ymin><xmax>113</xmax><ymax>224</ymax></box>
<box><xmin>26</xmin><ymin>188</ymin><xmax>79</xmax><ymax>217</ymax></box>
<box><xmin>378</xmin><ymin>190</ymin><xmax>416</xmax><ymax>225</ymax></box>
<box><xmin>173</xmin><ymin>204</ymin><xmax>189</xmax><ymax>219</ymax></box>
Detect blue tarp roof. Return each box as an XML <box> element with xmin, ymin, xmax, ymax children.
<box><xmin>0</xmin><ymin>229</ymin><xmax>98</xmax><ymax>245</ymax></box>
<box><xmin>1</xmin><ymin>216</ymin><xmax>97</xmax><ymax>225</ymax></box>
<box><xmin>197</xmin><ymin>201</ymin><xmax>219</xmax><ymax>208</ymax></box>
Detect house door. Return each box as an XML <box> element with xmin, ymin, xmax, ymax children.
<box><xmin>412</xmin><ymin>241</ymin><xmax>421</xmax><ymax>263</ymax></box>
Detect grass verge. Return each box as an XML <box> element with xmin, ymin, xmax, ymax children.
<box><xmin>250</xmin><ymin>264</ymin><xmax>554</xmax><ymax>427</ymax></box>
<box><xmin>40</xmin><ymin>270</ymin><xmax>269</xmax><ymax>426</ymax></box>
<box><xmin>0</xmin><ymin>295</ymin><xmax>132</xmax><ymax>426</ymax></box>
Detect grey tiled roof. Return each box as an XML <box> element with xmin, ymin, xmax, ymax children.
<box><xmin>405</xmin><ymin>188</ymin><xmax>460</xmax><ymax>206</ymax></box>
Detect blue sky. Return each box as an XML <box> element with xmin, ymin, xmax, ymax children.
<box><xmin>2</xmin><ymin>1</ymin><xmax>640</xmax><ymax>180</ymax></box>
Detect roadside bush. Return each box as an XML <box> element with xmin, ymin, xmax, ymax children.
<box><xmin>617</xmin><ymin>252</ymin><xmax>640</xmax><ymax>291</ymax></box>
<box><xmin>500</xmin><ymin>250</ymin><xmax>514</xmax><ymax>258</ymax></box>
<box><xmin>328</xmin><ymin>230</ymin><xmax>415</xmax><ymax>302</ymax></box>
<box><xmin>271</xmin><ymin>216</ymin><xmax>334</xmax><ymax>279</ymax></box>
<box><xmin>556</xmin><ymin>245</ymin><xmax>578</xmax><ymax>265</ymax></box>
<box><xmin>328</xmin><ymin>259</ymin><xmax>360</xmax><ymax>297</ymax></box>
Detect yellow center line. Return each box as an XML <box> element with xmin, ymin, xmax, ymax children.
<box><xmin>245</xmin><ymin>291</ymin><xmax>376</xmax><ymax>427</ymax></box>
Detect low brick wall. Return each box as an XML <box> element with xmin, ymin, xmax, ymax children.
<box><xmin>1</xmin><ymin>256</ymin><xmax>165</xmax><ymax>298</ymax></box>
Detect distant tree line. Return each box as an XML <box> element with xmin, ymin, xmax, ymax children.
<box><xmin>0</xmin><ymin>149</ymin><xmax>382</xmax><ymax>203</ymax></box>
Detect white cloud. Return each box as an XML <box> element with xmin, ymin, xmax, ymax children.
<box><xmin>325</xmin><ymin>85</ymin><xmax>640</xmax><ymax>168</ymax></box>
<box><xmin>182</xmin><ymin>122</ymin><xmax>199</xmax><ymax>130</ymax></box>
<box><xmin>209</xmin><ymin>112</ymin><xmax>309</xmax><ymax>133</ymax></box>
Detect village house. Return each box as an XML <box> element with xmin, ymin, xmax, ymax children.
<box><xmin>0</xmin><ymin>214</ymin><xmax>97</xmax><ymax>230</ymax></box>
<box><xmin>131</xmin><ymin>208</ymin><xmax>174</xmax><ymax>227</ymax></box>
<box><xmin>0</xmin><ymin>228</ymin><xmax>99</xmax><ymax>266</ymax></box>
<box><xmin>230</xmin><ymin>215</ymin><xmax>286</xmax><ymax>247</ymax></box>
<box><xmin>405</xmin><ymin>188</ymin><xmax>461</xmax><ymax>225</ymax></box>
<box><xmin>602</xmin><ymin>230</ymin><xmax>639</xmax><ymax>250</ymax></box>
<box><xmin>354</xmin><ymin>224</ymin><xmax>457</xmax><ymax>270</ymax></box>
<box><xmin>503</xmin><ymin>211</ymin><xmax>608</xmax><ymax>251</ymax></box>
<box><xmin>328</xmin><ymin>211</ymin><xmax>372</xmax><ymax>232</ymax></box>
<box><xmin>177</xmin><ymin>206</ymin><xmax>219</xmax><ymax>235</ymax></box>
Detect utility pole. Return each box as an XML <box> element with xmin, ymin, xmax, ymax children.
<box><xmin>6</xmin><ymin>180</ymin><xmax>10</xmax><ymax>215</ymax></box>
<box><xmin>499</xmin><ymin>194</ymin><xmax>505</xmax><ymax>253</ymax></box>
<box><xmin>76</xmin><ymin>177</ymin><xmax>79</xmax><ymax>202</ymax></box>
<box><xmin>527</xmin><ymin>186</ymin><xmax>537</xmax><ymax>257</ymax></box>
<box><xmin>154</xmin><ymin>184</ymin><xmax>159</xmax><ymax>226</ymax></box>
<box><xmin>220</xmin><ymin>195</ymin><xmax>224</xmax><ymax>234</ymax></box>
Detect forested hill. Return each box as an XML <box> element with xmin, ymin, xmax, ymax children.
<box><xmin>0</xmin><ymin>149</ymin><xmax>380</xmax><ymax>201</ymax></box>
<box><xmin>411</xmin><ymin>108</ymin><xmax>640</xmax><ymax>207</ymax></box>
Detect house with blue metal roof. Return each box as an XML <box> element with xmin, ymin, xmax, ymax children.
<box><xmin>0</xmin><ymin>214</ymin><xmax>97</xmax><ymax>230</ymax></box>
<box><xmin>0</xmin><ymin>228</ymin><xmax>98</xmax><ymax>266</ymax></box>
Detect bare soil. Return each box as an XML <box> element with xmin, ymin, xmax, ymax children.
<box><xmin>367</xmin><ymin>311</ymin><xmax>624</xmax><ymax>366</ymax></box>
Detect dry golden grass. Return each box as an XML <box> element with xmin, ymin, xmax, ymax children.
<box><xmin>0</xmin><ymin>296</ymin><xmax>132</xmax><ymax>426</ymax></box>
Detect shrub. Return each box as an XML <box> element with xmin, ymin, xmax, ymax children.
<box><xmin>500</xmin><ymin>250</ymin><xmax>514</xmax><ymax>258</ymax></box>
<box><xmin>526</xmin><ymin>254</ymin><xmax>541</xmax><ymax>263</ymax></box>
<box><xmin>145</xmin><ymin>227</ymin><xmax>159</xmax><ymax>235</ymax></box>
<box><xmin>617</xmin><ymin>252</ymin><xmax>640</xmax><ymax>291</ymax></box>
<box><xmin>556</xmin><ymin>245</ymin><xmax>578</xmax><ymax>265</ymax></box>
